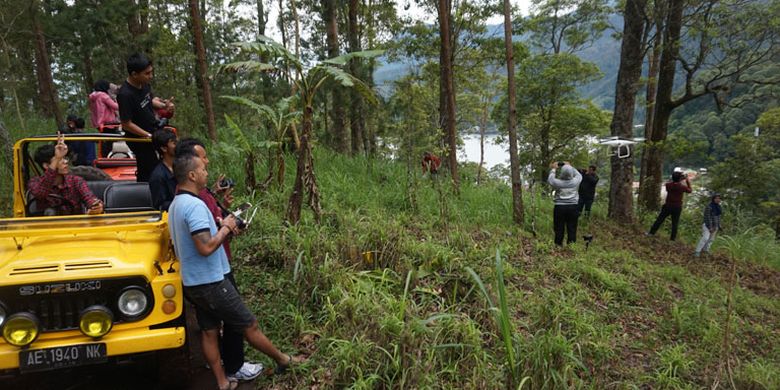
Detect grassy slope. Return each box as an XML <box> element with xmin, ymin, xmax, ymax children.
<box><xmin>214</xmin><ymin>150</ymin><xmax>780</xmax><ymax>389</ymax></box>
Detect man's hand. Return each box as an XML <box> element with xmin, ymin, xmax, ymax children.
<box><xmin>87</xmin><ymin>200</ymin><xmax>104</xmax><ymax>215</ymax></box>
<box><xmin>213</xmin><ymin>174</ymin><xmax>228</xmax><ymax>193</ymax></box>
<box><xmin>222</xmin><ymin>187</ymin><xmax>234</xmax><ymax>209</ymax></box>
<box><xmin>55</xmin><ymin>132</ymin><xmax>68</xmax><ymax>160</ymax></box>
<box><xmin>165</xmin><ymin>97</ymin><xmax>175</xmax><ymax>112</ymax></box>
<box><xmin>222</xmin><ymin>214</ymin><xmax>239</xmax><ymax>233</ymax></box>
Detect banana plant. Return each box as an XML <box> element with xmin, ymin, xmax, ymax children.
<box><xmin>221</xmin><ymin>95</ymin><xmax>301</xmax><ymax>189</ymax></box>
<box><xmin>223</xmin><ymin>36</ymin><xmax>382</xmax><ymax>224</ymax></box>
<box><xmin>222</xmin><ymin>113</ymin><xmax>277</xmax><ymax>190</ymax></box>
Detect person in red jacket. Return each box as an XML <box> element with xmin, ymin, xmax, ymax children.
<box><xmin>647</xmin><ymin>170</ymin><xmax>692</xmax><ymax>240</ymax></box>
<box><xmin>421</xmin><ymin>151</ymin><xmax>441</xmax><ymax>175</ymax></box>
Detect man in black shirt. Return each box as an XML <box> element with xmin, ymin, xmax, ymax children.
<box><xmin>577</xmin><ymin>165</ymin><xmax>599</xmax><ymax>217</ymax></box>
<box><xmin>117</xmin><ymin>53</ymin><xmax>174</xmax><ymax>182</ymax></box>
<box><xmin>149</xmin><ymin>129</ymin><xmax>178</xmax><ymax>211</ymax></box>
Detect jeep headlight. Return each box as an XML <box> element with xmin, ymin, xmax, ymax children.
<box><xmin>2</xmin><ymin>312</ymin><xmax>40</xmax><ymax>347</ymax></box>
<box><xmin>117</xmin><ymin>287</ymin><xmax>148</xmax><ymax>318</ymax></box>
<box><xmin>80</xmin><ymin>306</ymin><xmax>113</xmax><ymax>338</ymax></box>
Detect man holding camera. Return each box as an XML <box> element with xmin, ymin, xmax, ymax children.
<box><xmin>647</xmin><ymin>169</ymin><xmax>692</xmax><ymax>241</ymax></box>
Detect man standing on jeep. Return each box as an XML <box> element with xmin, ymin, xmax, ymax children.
<box><xmin>117</xmin><ymin>52</ymin><xmax>175</xmax><ymax>182</ymax></box>
<box><xmin>28</xmin><ymin>133</ymin><xmax>103</xmax><ymax>216</ymax></box>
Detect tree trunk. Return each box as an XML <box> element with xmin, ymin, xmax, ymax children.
<box><xmin>324</xmin><ymin>0</ymin><xmax>348</xmax><ymax>153</ymax></box>
<box><xmin>82</xmin><ymin>49</ymin><xmax>94</xmax><ymax>98</ymax></box>
<box><xmin>638</xmin><ymin>0</ymin><xmax>683</xmax><ymax>210</ymax></box>
<box><xmin>0</xmin><ymin>117</ymin><xmax>12</xmax><ymax>175</ymax></box>
<box><xmin>363</xmin><ymin>0</ymin><xmax>377</xmax><ymax>155</ymax></box>
<box><xmin>245</xmin><ymin>152</ymin><xmax>257</xmax><ymax>189</ymax></box>
<box><xmin>477</xmin><ymin>107</ymin><xmax>487</xmax><ymax>185</ymax></box>
<box><xmin>188</xmin><ymin>0</ymin><xmax>217</xmax><ymax>141</ymax></box>
<box><xmin>607</xmin><ymin>0</ymin><xmax>647</xmax><ymax>223</ymax></box>
<box><xmin>503</xmin><ymin>0</ymin><xmax>524</xmax><ymax>226</ymax></box>
<box><xmin>278</xmin><ymin>0</ymin><xmax>288</xmax><ymax>49</ymax></box>
<box><xmin>128</xmin><ymin>0</ymin><xmax>149</xmax><ymax>51</ymax></box>
<box><xmin>638</xmin><ymin>28</ymin><xmax>661</xmax><ymax>201</ymax></box>
<box><xmin>31</xmin><ymin>1</ymin><xmax>63</xmax><ymax>129</ymax></box>
<box><xmin>348</xmin><ymin>0</ymin><xmax>364</xmax><ymax>155</ymax></box>
<box><xmin>287</xmin><ymin>105</ymin><xmax>313</xmax><ymax>224</ymax></box>
<box><xmin>438</xmin><ymin>0</ymin><xmax>459</xmax><ymax>191</ymax></box>
<box><xmin>257</xmin><ymin>0</ymin><xmax>267</xmax><ymax>37</ymax></box>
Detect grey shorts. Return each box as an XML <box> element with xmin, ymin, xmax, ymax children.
<box><xmin>183</xmin><ymin>278</ymin><xmax>256</xmax><ymax>333</ymax></box>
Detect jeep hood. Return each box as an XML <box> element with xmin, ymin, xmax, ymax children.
<box><xmin>0</xmin><ymin>212</ymin><xmax>173</xmax><ymax>284</ymax></box>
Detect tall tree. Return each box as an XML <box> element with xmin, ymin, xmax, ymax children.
<box><xmin>31</xmin><ymin>0</ymin><xmax>63</xmax><ymax>128</ymax></box>
<box><xmin>127</xmin><ymin>0</ymin><xmax>149</xmax><ymax>51</ymax></box>
<box><xmin>188</xmin><ymin>0</ymin><xmax>217</xmax><ymax>141</ymax></box>
<box><xmin>347</xmin><ymin>0</ymin><xmax>365</xmax><ymax>155</ymax></box>
<box><xmin>257</xmin><ymin>0</ymin><xmax>267</xmax><ymax>37</ymax></box>
<box><xmin>503</xmin><ymin>0</ymin><xmax>524</xmax><ymax>226</ymax></box>
<box><xmin>639</xmin><ymin>0</ymin><xmax>664</xmax><ymax>196</ymax></box>
<box><xmin>324</xmin><ymin>0</ymin><xmax>348</xmax><ymax>153</ymax></box>
<box><xmin>638</xmin><ymin>0</ymin><xmax>682</xmax><ymax>210</ymax></box>
<box><xmin>438</xmin><ymin>0</ymin><xmax>459</xmax><ymax>191</ymax></box>
<box><xmin>607</xmin><ymin>0</ymin><xmax>647</xmax><ymax>223</ymax></box>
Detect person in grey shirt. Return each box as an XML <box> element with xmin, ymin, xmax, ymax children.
<box><xmin>548</xmin><ymin>161</ymin><xmax>583</xmax><ymax>246</ymax></box>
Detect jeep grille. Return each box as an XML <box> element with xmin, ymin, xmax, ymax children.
<box><xmin>0</xmin><ymin>277</ymin><xmax>153</xmax><ymax>332</ymax></box>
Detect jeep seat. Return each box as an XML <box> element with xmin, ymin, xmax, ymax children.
<box><xmin>86</xmin><ymin>181</ymin><xmax>115</xmax><ymax>203</ymax></box>
<box><xmin>103</xmin><ymin>182</ymin><xmax>155</xmax><ymax>213</ymax></box>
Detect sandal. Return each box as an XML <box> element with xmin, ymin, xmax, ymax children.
<box><xmin>218</xmin><ymin>379</ymin><xmax>238</xmax><ymax>390</ymax></box>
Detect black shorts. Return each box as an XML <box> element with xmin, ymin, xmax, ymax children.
<box><xmin>183</xmin><ymin>278</ymin><xmax>256</xmax><ymax>333</ymax></box>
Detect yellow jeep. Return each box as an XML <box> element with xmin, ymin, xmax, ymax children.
<box><xmin>0</xmin><ymin>133</ymin><xmax>190</xmax><ymax>376</ymax></box>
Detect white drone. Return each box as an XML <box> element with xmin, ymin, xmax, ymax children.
<box><xmin>598</xmin><ymin>136</ymin><xmax>646</xmax><ymax>159</ymax></box>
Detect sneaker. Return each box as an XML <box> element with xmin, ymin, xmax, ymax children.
<box><xmin>694</xmin><ymin>252</ymin><xmax>700</xmax><ymax>258</ymax></box>
<box><xmin>228</xmin><ymin>361</ymin><xmax>264</xmax><ymax>382</ymax></box>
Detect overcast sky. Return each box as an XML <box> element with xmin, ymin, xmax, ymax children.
<box><xmin>236</xmin><ymin>0</ymin><xmax>534</xmax><ymax>44</ymax></box>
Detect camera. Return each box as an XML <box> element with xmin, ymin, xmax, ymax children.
<box><xmin>219</xmin><ymin>178</ymin><xmax>236</xmax><ymax>189</ymax></box>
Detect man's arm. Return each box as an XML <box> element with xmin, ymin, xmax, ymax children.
<box><xmin>74</xmin><ymin>177</ymin><xmax>103</xmax><ymax>214</ymax></box>
<box><xmin>117</xmin><ymin>89</ymin><xmax>153</xmax><ymax>137</ymax></box>
<box><xmin>191</xmin><ymin>215</ymin><xmax>238</xmax><ymax>256</ymax></box>
<box><xmin>28</xmin><ymin>169</ymin><xmax>58</xmax><ymax>201</ymax></box>
<box><xmin>120</xmin><ymin>119</ymin><xmax>151</xmax><ymax>138</ymax></box>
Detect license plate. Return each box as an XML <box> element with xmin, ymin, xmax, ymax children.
<box><xmin>19</xmin><ymin>343</ymin><xmax>107</xmax><ymax>373</ymax></box>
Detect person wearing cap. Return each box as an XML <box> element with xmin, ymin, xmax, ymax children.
<box><xmin>694</xmin><ymin>194</ymin><xmax>722</xmax><ymax>257</ymax></box>
<box><xmin>647</xmin><ymin>170</ymin><xmax>692</xmax><ymax>240</ymax></box>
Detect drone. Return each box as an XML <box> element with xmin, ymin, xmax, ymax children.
<box><xmin>598</xmin><ymin>136</ymin><xmax>646</xmax><ymax>159</ymax></box>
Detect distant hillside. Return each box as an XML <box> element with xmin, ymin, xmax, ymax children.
<box><xmin>373</xmin><ymin>14</ymin><xmax>624</xmax><ymax>109</ymax></box>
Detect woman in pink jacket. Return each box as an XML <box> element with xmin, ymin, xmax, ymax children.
<box><xmin>88</xmin><ymin>80</ymin><xmax>119</xmax><ymax>129</ymax></box>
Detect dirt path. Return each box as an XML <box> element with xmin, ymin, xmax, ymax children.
<box><xmin>1</xmin><ymin>365</ymin><xmax>265</xmax><ymax>390</ymax></box>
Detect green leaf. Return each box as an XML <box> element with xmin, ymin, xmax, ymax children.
<box><xmin>322</xmin><ymin>49</ymin><xmax>385</xmax><ymax>66</ymax></box>
<box><xmin>220</xmin><ymin>60</ymin><xmax>276</xmax><ymax>73</ymax></box>
<box><xmin>317</xmin><ymin>66</ymin><xmax>379</xmax><ymax>105</ymax></box>
<box><xmin>223</xmin><ymin>114</ymin><xmax>251</xmax><ymax>151</ymax></box>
